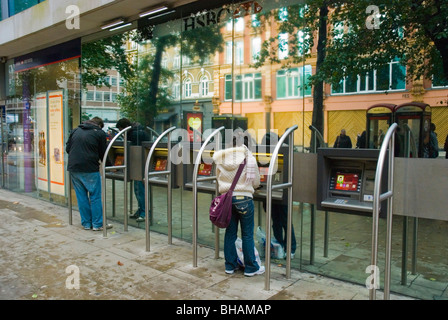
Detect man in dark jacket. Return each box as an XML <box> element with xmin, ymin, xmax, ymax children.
<box><xmin>333</xmin><ymin>129</ymin><xmax>352</xmax><ymax>148</ymax></box>
<box><xmin>66</xmin><ymin>117</ymin><xmax>112</xmax><ymax>231</ymax></box>
<box><xmin>116</xmin><ymin>118</ymin><xmax>150</xmax><ymax>222</ymax></box>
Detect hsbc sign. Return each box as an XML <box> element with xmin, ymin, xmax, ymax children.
<box><xmin>182</xmin><ymin>1</ymin><xmax>262</xmax><ymax>31</ymax></box>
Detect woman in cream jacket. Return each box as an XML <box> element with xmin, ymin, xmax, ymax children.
<box><xmin>213</xmin><ymin>137</ymin><xmax>264</xmax><ymax>276</ymax></box>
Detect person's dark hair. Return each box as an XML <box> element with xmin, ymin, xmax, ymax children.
<box><xmin>90</xmin><ymin>116</ymin><xmax>104</xmax><ymax>129</ymax></box>
<box><xmin>431</xmin><ymin>122</ymin><xmax>436</xmax><ymax>132</ymax></box>
<box><xmin>116</xmin><ymin>118</ymin><xmax>132</xmax><ymax>130</ymax></box>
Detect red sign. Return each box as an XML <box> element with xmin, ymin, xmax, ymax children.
<box><xmin>186</xmin><ymin>113</ymin><xmax>203</xmax><ymax>142</ymax></box>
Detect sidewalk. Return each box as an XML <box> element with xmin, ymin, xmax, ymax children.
<box><xmin>0</xmin><ymin>189</ymin><xmax>414</xmax><ymax>301</ymax></box>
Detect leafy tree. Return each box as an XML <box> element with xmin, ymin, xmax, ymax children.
<box><xmin>82</xmin><ymin>18</ymin><xmax>224</xmax><ymax>127</ymax></box>
<box><xmin>252</xmin><ymin>0</ymin><xmax>448</xmax><ymax>146</ymax></box>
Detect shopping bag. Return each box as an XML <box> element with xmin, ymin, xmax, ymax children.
<box><xmin>235</xmin><ymin>237</ymin><xmax>262</xmax><ymax>267</ymax></box>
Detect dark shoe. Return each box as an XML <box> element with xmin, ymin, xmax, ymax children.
<box><xmin>129</xmin><ymin>212</ymin><xmax>140</xmax><ymax>219</ymax></box>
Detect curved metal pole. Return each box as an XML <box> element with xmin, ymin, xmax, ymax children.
<box><xmin>308</xmin><ymin>125</ymin><xmax>327</xmax><ymax>149</ymax></box>
<box><xmin>192</xmin><ymin>126</ymin><xmax>225</xmax><ymax>267</ymax></box>
<box><xmin>370</xmin><ymin>122</ymin><xmax>397</xmax><ymax>300</ymax></box>
<box><xmin>146</xmin><ymin>126</ymin><xmax>160</xmax><ymax>140</ymax></box>
<box><xmin>144</xmin><ymin>126</ymin><xmax>177</xmax><ymax>252</ymax></box>
<box><xmin>101</xmin><ymin>126</ymin><xmax>132</xmax><ymax>238</ymax></box>
<box><xmin>265</xmin><ymin>125</ymin><xmax>298</xmax><ymax>291</ymax></box>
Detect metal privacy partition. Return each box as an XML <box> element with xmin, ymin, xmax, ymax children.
<box><xmin>101</xmin><ymin>126</ymin><xmax>132</xmax><ymax>238</ymax></box>
<box><xmin>401</xmin><ymin>123</ymin><xmax>419</xmax><ymax>282</ymax></box>
<box><xmin>308</xmin><ymin>125</ymin><xmax>329</xmax><ymax>261</ymax></box>
<box><xmin>144</xmin><ymin>126</ymin><xmax>176</xmax><ymax>252</ymax></box>
<box><xmin>192</xmin><ymin>126</ymin><xmax>224</xmax><ymax>267</ymax></box>
<box><xmin>265</xmin><ymin>125</ymin><xmax>298</xmax><ymax>290</ymax></box>
<box><xmin>370</xmin><ymin>122</ymin><xmax>398</xmax><ymax>300</ymax></box>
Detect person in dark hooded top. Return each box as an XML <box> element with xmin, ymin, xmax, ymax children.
<box><xmin>116</xmin><ymin>118</ymin><xmax>150</xmax><ymax>222</ymax></box>
<box><xmin>66</xmin><ymin>117</ymin><xmax>112</xmax><ymax>231</ymax></box>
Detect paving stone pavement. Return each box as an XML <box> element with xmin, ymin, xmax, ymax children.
<box><xmin>0</xmin><ymin>189</ymin><xmax>415</xmax><ymax>302</ymax></box>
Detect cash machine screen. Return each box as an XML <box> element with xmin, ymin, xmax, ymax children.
<box><xmin>198</xmin><ymin>163</ymin><xmax>212</xmax><ymax>176</ymax></box>
<box><xmin>259</xmin><ymin>167</ymin><xmax>269</xmax><ymax>182</ymax></box>
<box><xmin>154</xmin><ymin>158</ymin><xmax>167</xmax><ymax>171</ymax></box>
<box><xmin>334</xmin><ymin>172</ymin><xmax>359</xmax><ymax>191</ymax></box>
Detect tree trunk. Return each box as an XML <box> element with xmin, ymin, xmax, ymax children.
<box><xmin>311</xmin><ymin>4</ymin><xmax>328</xmax><ymax>151</ymax></box>
<box><xmin>147</xmin><ymin>38</ymin><xmax>167</xmax><ymax>127</ymax></box>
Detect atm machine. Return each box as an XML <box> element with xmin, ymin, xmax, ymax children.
<box><xmin>394</xmin><ymin>102</ymin><xmax>431</xmax><ymax>158</ymax></box>
<box><xmin>105</xmin><ymin>141</ymin><xmax>130</xmax><ymax>181</ymax></box>
<box><xmin>366</xmin><ymin>103</ymin><xmax>396</xmax><ymax>149</ymax></box>
<box><xmin>142</xmin><ymin>141</ymin><xmax>179</xmax><ymax>188</ymax></box>
<box><xmin>253</xmin><ymin>143</ymin><xmax>287</xmax><ymax>203</ymax></box>
<box><xmin>317</xmin><ymin>148</ymin><xmax>388</xmax><ymax>217</ymax></box>
<box><xmin>183</xmin><ymin>141</ymin><xmax>216</xmax><ymax>194</ymax></box>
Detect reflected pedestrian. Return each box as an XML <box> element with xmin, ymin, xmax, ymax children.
<box><xmin>333</xmin><ymin>129</ymin><xmax>352</xmax><ymax>148</ymax></box>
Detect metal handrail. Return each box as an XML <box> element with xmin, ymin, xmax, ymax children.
<box><xmin>192</xmin><ymin>126</ymin><xmax>225</xmax><ymax>267</ymax></box>
<box><xmin>265</xmin><ymin>125</ymin><xmax>298</xmax><ymax>290</ymax></box>
<box><xmin>101</xmin><ymin>126</ymin><xmax>132</xmax><ymax>238</ymax></box>
<box><xmin>370</xmin><ymin>122</ymin><xmax>398</xmax><ymax>300</ymax></box>
<box><xmin>144</xmin><ymin>126</ymin><xmax>176</xmax><ymax>252</ymax></box>
<box><xmin>309</xmin><ymin>125</ymin><xmax>327</xmax><ymax>152</ymax></box>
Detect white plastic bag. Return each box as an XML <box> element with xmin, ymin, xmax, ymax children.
<box><xmin>235</xmin><ymin>237</ymin><xmax>262</xmax><ymax>267</ymax></box>
<box><xmin>255</xmin><ymin>226</ymin><xmax>285</xmax><ymax>259</ymax></box>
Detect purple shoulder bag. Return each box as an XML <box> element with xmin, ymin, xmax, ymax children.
<box><xmin>210</xmin><ymin>159</ymin><xmax>246</xmax><ymax>228</ymax></box>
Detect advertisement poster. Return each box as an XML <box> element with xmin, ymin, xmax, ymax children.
<box><xmin>35</xmin><ymin>93</ymin><xmax>48</xmax><ymax>192</ymax></box>
<box><xmin>48</xmin><ymin>90</ymin><xmax>65</xmax><ymax>196</ymax></box>
<box><xmin>186</xmin><ymin>112</ymin><xmax>203</xmax><ymax>142</ymax></box>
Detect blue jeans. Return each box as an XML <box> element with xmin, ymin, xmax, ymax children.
<box><xmin>133</xmin><ymin>180</ymin><xmax>145</xmax><ymax>217</ymax></box>
<box><xmin>224</xmin><ymin>196</ymin><xmax>260</xmax><ymax>274</ymax></box>
<box><xmin>272</xmin><ymin>203</ymin><xmax>297</xmax><ymax>254</ymax></box>
<box><xmin>70</xmin><ymin>171</ymin><xmax>103</xmax><ymax>229</ymax></box>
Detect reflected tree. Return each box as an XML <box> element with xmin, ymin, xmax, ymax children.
<box><xmin>252</xmin><ymin>0</ymin><xmax>448</xmax><ymax>148</ymax></box>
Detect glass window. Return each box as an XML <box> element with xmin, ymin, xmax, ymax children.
<box><xmin>225</xmin><ymin>73</ymin><xmax>261</xmax><ymax>101</ymax></box>
<box><xmin>332</xmin><ymin>60</ymin><xmax>406</xmax><ymax>94</ymax></box>
<box><xmin>8</xmin><ymin>0</ymin><xmax>43</xmax><ymax>16</ymax></box>
<box><xmin>278</xmin><ymin>33</ymin><xmax>288</xmax><ymax>60</ymax></box>
<box><xmin>333</xmin><ymin>21</ymin><xmax>344</xmax><ymax>40</ymax></box>
<box><xmin>86</xmin><ymin>91</ymin><xmax>94</xmax><ymax>101</ymax></box>
<box><xmin>225</xmin><ymin>74</ymin><xmax>233</xmax><ymax>100</ymax></box>
<box><xmin>251</xmin><ymin>14</ymin><xmax>260</xmax><ymax>28</ymax></box>
<box><xmin>226</xmin><ymin>17</ymin><xmax>244</xmax><ymax>32</ymax></box>
<box><xmin>226</xmin><ymin>41</ymin><xmax>233</xmax><ymax>64</ymax></box>
<box><xmin>432</xmin><ymin>73</ymin><xmax>448</xmax><ymax>88</ymax></box>
<box><xmin>252</xmin><ymin>37</ymin><xmax>261</xmax><ymax>63</ymax></box>
<box><xmin>183</xmin><ymin>78</ymin><xmax>192</xmax><ymax>97</ymax></box>
<box><xmin>297</xmin><ymin>30</ymin><xmax>309</xmax><ymax>56</ymax></box>
<box><xmin>278</xmin><ymin>7</ymin><xmax>288</xmax><ymax>22</ymax></box>
<box><xmin>200</xmin><ymin>76</ymin><xmax>209</xmax><ymax>96</ymax></box>
<box><xmin>235</xmin><ymin>41</ymin><xmax>244</xmax><ymax>65</ymax></box>
<box><xmin>276</xmin><ymin>66</ymin><xmax>312</xmax><ymax>99</ymax></box>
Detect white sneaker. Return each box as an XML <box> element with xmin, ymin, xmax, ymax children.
<box><xmin>244</xmin><ymin>266</ymin><xmax>265</xmax><ymax>277</ymax></box>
